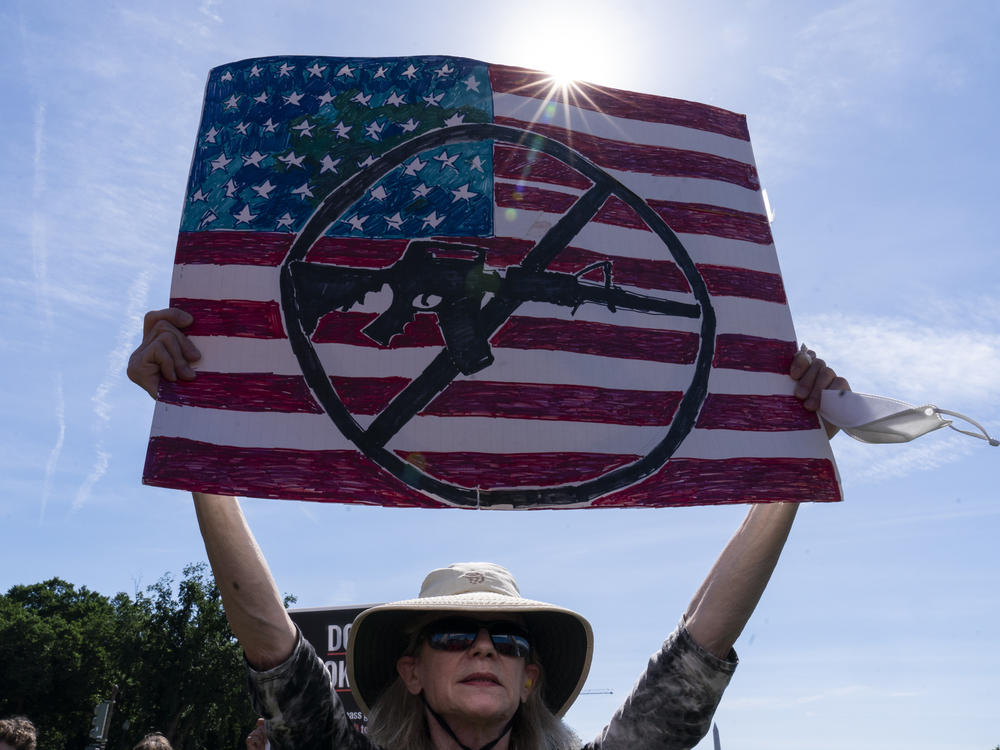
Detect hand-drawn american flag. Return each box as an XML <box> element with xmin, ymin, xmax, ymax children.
<box><xmin>144</xmin><ymin>54</ymin><xmax>841</xmax><ymax>509</ymax></box>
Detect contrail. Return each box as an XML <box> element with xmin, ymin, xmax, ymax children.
<box><xmin>74</xmin><ymin>269</ymin><xmax>151</xmax><ymax>510</ymax></box>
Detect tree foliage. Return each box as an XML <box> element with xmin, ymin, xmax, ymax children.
<box><xmin>0</xmin><ymin>564</ymin><xmax>270</xmax><ymax>750</ymax></box>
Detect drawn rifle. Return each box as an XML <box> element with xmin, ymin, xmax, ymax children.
<box><xmin>290</xmin><ymin>241</ymin><xmax>700</xmax><ymax>375</ymax></box>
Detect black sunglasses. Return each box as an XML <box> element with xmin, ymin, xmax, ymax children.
<box><xmin>422</xmin><ymin>617</ymin><xmax>531</xmax><ymax>658</ymax></box>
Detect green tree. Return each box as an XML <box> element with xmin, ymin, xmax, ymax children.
<box><xmin>0</xmin><ymin>564</ymin><xmax>279</xmax><ymax>750</ymax></box>
<box><xmin>0</xmin><ymin>578</ymin><xmax>120</xmax><ymax>749</ymax></box>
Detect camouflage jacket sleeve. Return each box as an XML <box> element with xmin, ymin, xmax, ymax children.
<box><xmin>246</xmin><ymin>629</ymin><xmax>377</xmax><ymax>750</ymax></box>
<box><xmin>586</xmin><ymin>620</ymin><xmax>737</xmax><ymax>750</ymax></box>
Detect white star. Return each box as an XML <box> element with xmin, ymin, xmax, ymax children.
<box><xmin>242</xmin><ymin>150</ymin><xmax>267</xmax><ymax>167</ymax></box>
<box><xmin>283</xmin><ymin>91</ymin><xmax>304</xmax><ymax>106</ymax></box>
<box><xmin>278</xmin><ymin>62</ymin><xmax>295</xmax><ymax>77</ymax></box>
<box><xmin>292</xmin><ymin>183</ymin><xmax>314</xmax><ymax>199</ymax></box>
<box><xmin>292</xmin><ymin>119</ymin><xmax>315</xmax><ymax>138</ymax></box>
<box><xmin>210</xmin><ymin>152</ymin><xmax>232</xmax><ymax>172</ymax></box>
<box><xmin>385</xmin><ymin>91</ymin><xmax>406</xmax><ymax>107</ymax></box>
<box><xmin>334</xmin><ymin>121</ymin><xmax>352</xmax><ymax>139</ymax></box>
<box><xmin>278</xmin><ymin>151</ymin><xmax>306</xmax><ymax>169</ymax></box>
<box><xmin>370</xmin><ymin>185</ymin><xmax>389</xmax><ymax>201</ymax></box>
<box><xmin>190</xmin><ymin>188</ymin><xmax>210</xmax><ymax>202</ymax></box>
<box><xmin>316</xmin><ymin>90</ymin><xmax>336</xmax><ymax>106</ymax></box>
<box><xmin>306</xmin><ymin>62</ymin><xmax>327</xmax><ymax>78</ymax></box>
<box><xmin>254</xmin><ymin>91</ymin><xmax>268</xmax><ymax>104</ymax></box>
<box><xmin>220</xmin><ymin>71</ymin><xmax>233</xmax><ymax>82</ymax></box>
<box><xmin>412</xmin><ymin>183</ymin><xmax>431</xmax><ymax>198</ymax></box>
<box><xmin>469</xmin><ymin>155</ymin><xmax>485</xmax><ymax>173</ymax></box>
<box><xmin>462</xmin><ymin>74</ymin><xmax>480</xmax><ymax>92</ymax></box>
<box><xmin>384</xmin><ymin>212</ymin><xmax>404</xmax><ymax>230</ymax></box>
<box><xmin>365</xmin><ymin>119</ymin><xmax>385</xmax><ymax>141</ymax></box>
<box><xmin>434</xmin><ymin>62</ymin><xmax>454</xmax><ymax>78</ymax></box>
<box><xmin>357</xmin><ymin>154</ymin><xmax>377</xmax><ymax>169</ymax></box>
<box><xmin>261</xmin><ymin>118</ymin><xmax>278</xmax><ymax>133</ymax></box>
<box><xmin>252</xmin><ymin>180</ymin><xmax>277</xmax><ymax>199</ymax></box>
<box><xmin>401</xmin><ymin>63</ymin><xmax>419</xmax><ymax>79</ymax></box>
<box><xmin>422</xmin><ymin>210</ymin><xmax>446</xmax><ymax>229</ymax></box>
<box><xmin>235</xmin><ymin>122</ymin><xmax>250</xmax><ymax>135</ymax></box>
<box><xmin>443</xmin><ymin>113</ymin><xmax>465</xmax><ymax>127</ymax></box>
<box><xmin>233</xmin><ymin>204</ymin><xmax>257</xmax><ymax>225</ymax></box>
<box><xmin>451</xmin><ymin>184</ymin><xmax>476</xmax><ymax>202</ymax></box>
<box><xmin>204</xmin><ymin>126</ymin><xmax>219</xmax><ymax>143</ymax></box>
<box><xmin>346</xmin><ymin>214</ymin><xmax>367</xmax><ymax>231</ymax></box>
<box><xmin>351</xmin><ymin>91</ymin><xmax>372</xmax><ymax>107</ymax></box>
<box><xmin>373</xmin><ymin>65</ymin><xmax>389</xmax><ymax>79</ymax></box>
<box><xmin>320</xmin><ymin>154</ymin><xmax>341</xmax><ymax>174</ymax></box>
<box><xmin>336</xmin><ymin>64</ymin><xmax>355</xmax><ymax>78</ymax></box>
<box><xmin>223</xmin><ymin>94</ymin><xmax>240</xmax><ymax>110</ymax></box>
<box><xmin>276</xmin><ymin>212</ymin><xmax>294</xmax><ymax>230</ymax></box>
<box><xmin>422</xmin><ymin>91</ymin><xmax>444</xmax><ymax>107</ymax></box>
<box><xmin>249</xmin><ymin>64</ymin><xmax>263</xmax><ymax>78</ymax></box>
<box><xmin>434</xmin><ymin>150</ymin><xmax>459</xmax><ymax>171</ymax></box>
<box><xmin>400</xmin><ymin>117</ymin><xmax>420</xmax><ymax>132</ymax></box>
<box><xmin>403</xmin><ymin>157</ymin><xmax>426</xmax><ymax>176</ymax></box>
<box><xmin>224</xmin><ymin>179</ymin><xmax>238</xmax><ymax>198</ymax></box>
<box><xmin>197</xmin><ymin>210</ymin><xmax>217</xmax><ymax>229</ymax></box>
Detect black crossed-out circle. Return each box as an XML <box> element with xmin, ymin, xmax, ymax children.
<box><xmin>280</xmin><ymin>123</ymin><xmax>716</xmax><ymax>507</ymax></box>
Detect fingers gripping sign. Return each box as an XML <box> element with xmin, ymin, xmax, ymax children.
<box><xmin>127</xmin><ymin>308</ymin><xmax>202</xmax><ymax>399</ymax></box>
<box><xmin>790</xmin><ymin>344</ymin><xmax>851</xmax><ymax>439</ymax></box>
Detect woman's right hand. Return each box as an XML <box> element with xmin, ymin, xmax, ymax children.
<box><xmin>127</xmin><ymin>308</ymin><xmax>202</xmax><ymax>399</ymax></box>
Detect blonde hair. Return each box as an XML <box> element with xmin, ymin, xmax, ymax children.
<box><xmin>132</xmin><ymin>732</ymin><xmax>173</xmax><ymax>750</ymax></box>
<box><xmin>0</xmin><ymin>716</ymin><xmax>37</xmax><ymax>750</ymax></box>
<box><xmin>366</xmin><ymin>657</ymin><xmax>580</xmax><ymax>750</ymax></box>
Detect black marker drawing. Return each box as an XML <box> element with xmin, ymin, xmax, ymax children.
<box><xmin>280</xmin><ymin>123</ymin><xmax>717</xmax><ymax>507</ymax></box>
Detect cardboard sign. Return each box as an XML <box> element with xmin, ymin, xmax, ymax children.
<box><xmin>144</xmin><ymin>55</ymin><xmax>840</xmax><ymax>509</ymax></box>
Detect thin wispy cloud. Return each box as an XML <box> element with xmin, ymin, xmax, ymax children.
<box><xmin>31</xmin><ymin>100</ymin><xmax>52</xmax><ymax>332</ymax></box>
<box><xmin>797</xmin><ymin>306</ymin><xmax>1000</xmax><ymax>406</ymax></box>
<box><xmin>799</xmin><ymin>302</ymin><xmax>999</xmax><ymax>481</ymax></box>
<box><xmin>40</xmin><ymin>372</ymin><xmax>65</xmax><ymax>523</ymax></box>
<box><xmin>73</xmin><ymin>269</ymin><xmax>151</xmax><ymax>510</ymax></box>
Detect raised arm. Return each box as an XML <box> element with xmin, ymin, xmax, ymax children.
<box><xmin>684</xmin><ymin>346</ymin><xmax>850</xmax><ymax>658</ymax></box>
<box><xmin>128</xmin><ymin>308</ymin><xmax>296</xmax><ymax>669</ymax></box>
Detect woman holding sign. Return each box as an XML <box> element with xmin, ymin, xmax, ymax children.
<box><xmin>128</xmin><ymin>307</ymin><xmax>848</xmax><ymax>750</ymax></box>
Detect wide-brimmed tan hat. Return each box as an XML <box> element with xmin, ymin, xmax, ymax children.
<box><xmin>346</xmin><ymin>562</ymin><xmax>593</xmax><ymax>718</ymax></box>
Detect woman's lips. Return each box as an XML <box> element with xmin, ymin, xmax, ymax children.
<box><xmin>460</xmin><ymin>672</ymin><xmax>500</xmax><ymax>685</ymax></box>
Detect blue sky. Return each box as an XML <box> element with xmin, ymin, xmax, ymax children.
<box><xmin>2</xmin><ymin>1</ymin><xmax>998</xmax><ymax>748</ymax></box>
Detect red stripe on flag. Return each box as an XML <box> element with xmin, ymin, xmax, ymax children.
<box><xmin>699</xmin><ymin>264</ymin><xmax>787</xmax><ymax>303</ymax></box>
<box><xmin>426</xmin><ymin>382</ymin><xmax>683</xmax><ymax>425</ymax></box>
<box><xmin>176</xmin><ymin>231</ymin><xmax>292</xmax><ymax>265</ymax></box>
<box><xmin>493</xmin><ymin>317</ymin><xmax>700</xmax><ymax>364</ymax></box>
<box><xmin>494</xmin><ymin>117</ymin><xmax>759</xmax><ymax>190</ymax></box>
<box><xmin>144</xmin><ymin>437</ymin><xmax>444</xmax><ymax>507</ymax></box>
<box><xmin>157</xmin><ymin>373</ymin><xmax>815</xmax><ymax>432</ymax></box>
<box><xmin>494</xmin><ymin>184</ymin><xmax>773</xmax><ymax>244</ymax></box>
<box><xmin>158</xmin><ymin>372</ymin><xmax>322</xmax><ymax>413</ymax></box>
<box><xmin>169</xmin><ymin>298</ymin><xmax>285</xmax><ymax>338</ymax></box>
<box><xmin>489</xmin><ymin>65</ymin><xmax>751</xmax><ymax>141</ymax></box>
<box><xmin>495</xmin><ymin>182</ymin><xmax>577</xmax><ymax>214</ymax></box>
<box><xmin>596</xmin><ymin>196</ymin><xmax>774</xmax><ymax>245</ymax></box>
<box><xmin>307</xmin><ymin>237</ymin><xmax>410</xmax><ymax>267</ymax></box>
<box><xmin>494</xmin><ymin>145</ymin><xmax>592</xmax><ymax>190</ymax></box>
<box><xmin>714</xmin><ymin>335</ymin><xmax>797</xmax><ymax>374</ymax></box>
<box><xmin>175</xmin><ymin>232</ymin><xmax>412</xmax><ymax>268</ymax></box>
<box><xmin>404</xmin><ymin>450</ymin><xmax>639</xmax><ymax>488</ymax></box>
<box><xmin>593</xmin><ymin>457</ymin><xmax>841</xmax><ymax>507</ymax></box>
<box><xmin>697</xmin><ymin>394</ymin><xmax>819</xmax><ymax>431</ymax></box>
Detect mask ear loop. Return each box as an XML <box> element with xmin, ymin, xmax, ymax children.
<box><xmin>933</xmin><ymin>408</ymin><xmax>999</xmax><ymax>446</ymax></box>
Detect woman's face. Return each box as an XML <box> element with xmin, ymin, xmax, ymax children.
<box><xmin>396</xmin><ymin>618</ymin><xmax>540</xmax><ymax>731</ymax></box>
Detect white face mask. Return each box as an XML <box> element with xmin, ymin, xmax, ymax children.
<box><xmin>819</xmin><ymin>390</ymin><xmax>998</xmax><ymax>446</ymax></box>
